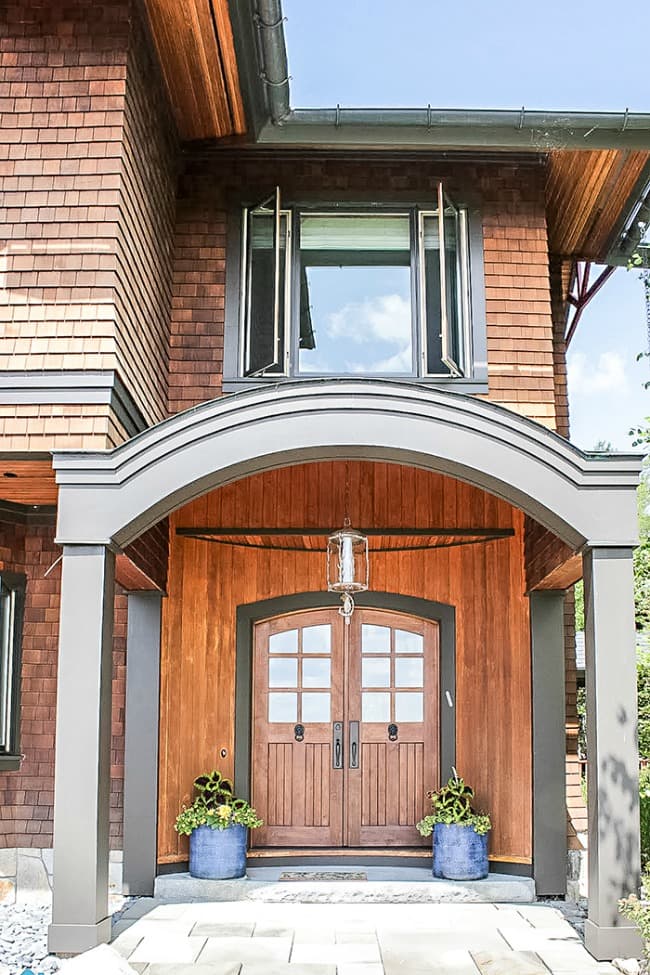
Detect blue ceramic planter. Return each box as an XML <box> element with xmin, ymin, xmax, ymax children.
<box><xmin>189</xmin><ymin>823</ymin><xmax>247</xmax><ymax>879</ymax></box>
<box><xmin>432</xmin><ymin>823</ymin><xmax>489</xmax><ymax>880</ymax></box>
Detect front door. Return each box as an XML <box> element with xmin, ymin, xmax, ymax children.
<box><xmin>251</xmin><ymin>607</ymin><xmax>439</xmax><ymax>849</ymax></box>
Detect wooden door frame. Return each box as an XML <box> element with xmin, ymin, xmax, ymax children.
<box><xmin>234</xmin><ymin>591</ymin><xmax>456</xmax><ymax>804</ymax></box>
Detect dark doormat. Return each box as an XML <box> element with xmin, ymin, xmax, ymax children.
<box><xmin>278</xmin><ymin>871</ymin><xmax>368</xmax><ymax>882</ymax></box>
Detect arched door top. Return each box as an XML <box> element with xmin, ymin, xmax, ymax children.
<box><xmin>52</xmin><ymin>379</ymin><xmax>642</xmax><ymax>549</ymax></box>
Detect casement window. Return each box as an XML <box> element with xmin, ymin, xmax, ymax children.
<box><xmin>238</xmin><ymin>184</ymin><xmax>475</xmax><ymax>380</ymax></box>
<box><xmin>0</xmin><ymin>572</ymin><xmax>26</xmax><ymax>770</ymax></box>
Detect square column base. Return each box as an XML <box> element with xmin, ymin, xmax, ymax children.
<box><xmin>48</xmin><ymin>917</ymin><xmax>112</xmax><ymax>955</ymax></box>
<box><xmin>584</xmin><ymin>919</ymin><xmax>643</xmax><ymax>961</ymax></box>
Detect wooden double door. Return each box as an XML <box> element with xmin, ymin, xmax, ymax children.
<box><xmin>251</xmin><ymin>608</ymin><xmax>440</xmax><ymax>849</ymax></box>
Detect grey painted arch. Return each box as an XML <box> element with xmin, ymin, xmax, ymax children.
<box><xmin>52</xmin><ymin>380</ymin><xmax>643</xmax><ymax>550</ymax></box>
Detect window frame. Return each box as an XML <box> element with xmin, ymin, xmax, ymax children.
<box><xmin>0</xmin><ymin>570</ymin><xmax>26</xmax><ymax>771</ymax></box>
<box><xmin>223</xmin><ymin>191</ymin><xmax>488</xmax><ymax>394</ymax></box>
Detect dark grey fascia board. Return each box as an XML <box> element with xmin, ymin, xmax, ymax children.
<box><xmin>258</xmin><ymin>108</ymin><xmax>650</xmax><ymax>152</ymax></box>
<box><xmin>0</xmin><ymin>371</ymin><xmax>147</xmax><ymax>439</ymax></box>
<box><xmin>227</xmin><ymin>0</ymin><xmax>290</xmax><ymax>137</ymax></box>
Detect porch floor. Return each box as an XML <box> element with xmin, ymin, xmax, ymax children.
<box><xmin>111</xmin><ymin>899</ymin><xmax>614</xmax><ymax>975</ymax></box>
<box><xmin>154</xmin><ymin>865</ymin><xmax>535</xmax><ymax>904</ymax></box>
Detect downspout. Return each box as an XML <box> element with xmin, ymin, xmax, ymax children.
<box><xmin>254</xmin><ymin>0</ymin><xmax>290</xmax><ymax>124</ymax></box>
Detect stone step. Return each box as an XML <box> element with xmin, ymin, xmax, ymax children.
<box><xmin>154</xmin><ymin>868</ymin><xmax>535</xmax><ymax>905</ymax></box>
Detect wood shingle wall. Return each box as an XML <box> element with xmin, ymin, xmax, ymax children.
<box><xmin>0</xmin><ymin>0</ymin><xmax>176</xmax><ymax>450</ymax></box>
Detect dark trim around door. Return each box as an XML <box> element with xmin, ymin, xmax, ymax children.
<box><xmin>234</xmin><ymin>590</ymin><xmax>456</xmax><ymax>803</ymax></box>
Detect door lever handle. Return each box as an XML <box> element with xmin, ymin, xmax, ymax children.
<box><xmin>349</xmin><ymin>720</ymin><xmax>359</xmax><ymax>768</ymax></box>
<box><xmin>333</xmin><ymin>721</ymin><xmax>343</xmax><ymax>769</ymax></box>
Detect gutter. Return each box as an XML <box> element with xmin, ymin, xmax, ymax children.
<box><xmin>259</xmin><ymin>106</ymin><xmax>650</xmax><ymax>151</ymax></box>
<box><xmin>227</xmin><ymin>0</ymin><xmax>290</xmax><ymax>136</ymax></box>
<box><xmin>254</xmin><ymin>0</ymin><xmax>290</xmax><ymax>124</ymax></box>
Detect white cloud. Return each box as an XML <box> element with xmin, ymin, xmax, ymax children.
<box><xmin>351</xmin><ymin>346</ymin><xmax>413</xmax><ymax>374</ymax></box>
<box><xmin>567</xmin><ymin>350</ymin><xmax>628</xmax><ymax>396</ymax></box>
<box><xmin>326</xmin><ymin>294</ymin><xmax>411</xmax><ymax>345</ymax></box>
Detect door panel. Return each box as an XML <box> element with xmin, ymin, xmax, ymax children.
<box><xmin>347</xmin><ymin>610</ymin><xmax>438</xmax><ymax>847</ymax></box>
<box><xmin>251</xmin><ymin>611</ymin><xmax>344</xmax><ymax>846</ymax></box>
<box><xmin>251</xmin><ymin>607</ymin><xmax>439</xmax><ymax>849</ymax></box>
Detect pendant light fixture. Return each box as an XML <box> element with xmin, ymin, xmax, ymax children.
<box><xmin>326</xmin><ymin>463</ymin><xmax>369</xmax><ymax>622</ymax></box>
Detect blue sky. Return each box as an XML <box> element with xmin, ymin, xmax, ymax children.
<box><xmin>282</xmin><ymin>0</ymin><xmax>650</xmax><ymax>450</ymax></box>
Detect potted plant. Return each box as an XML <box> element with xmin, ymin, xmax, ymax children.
<box><xmin>175</xmin><ymin>769</ymin><xmax>263</xmax><ymax>879</ymax></box>
<box><xmin>416</xmin><ymin>771</ymin><xmax>491</xmax><ymax>880</ymax></box>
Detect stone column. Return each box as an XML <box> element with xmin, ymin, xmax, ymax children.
<box><xmin>583</xmin><ymin>547</ymin><xmax>642</xmax><ymax>961</ymax></box>
<box><xmin>529</xmin><ymin>590</ymin><xmax>567</xmax><ymax>896</ymax></box>
<box><xmin>48</xmin><ymin>546</ymin><xmax>115</xmax><ymax>955</ymax></box>
<box><xmin>123</xmin><ymin>591</ymin><xmax>163</xmax><ymax>896</ymax></box>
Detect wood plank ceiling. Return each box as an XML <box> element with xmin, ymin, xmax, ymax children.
<box><xmin>0</xmin><ymin>460</ymin><xmax>57</xmax><ymax>506</ymax></box>
<box><xmin>142</xmin><ymin>0</ymin><xmax>246</xmax><ymax>141</ymax></box>
<box><xmin>547</xmin><ymin>149</ymin><xmax>649</xmax><ymax>259</ymax></box>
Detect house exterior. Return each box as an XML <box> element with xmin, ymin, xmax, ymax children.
<box><xmin>0</xmin><ymin>0</ymin><xmax>648</xmax><ymax>960</ymax></box>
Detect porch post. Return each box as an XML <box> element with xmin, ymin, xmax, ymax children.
<box><xmin>529</xmin><ymin>590</ymin><xmax>567</xmax><ymax>896</ymax></box>
<box><xmin>48</xmin><ymin>545</ymin><xmax>115</xmax><ymax>955</ymax></box>
<box><xmin>583</xmin><ymin>546</ymin><xmax>642</xmax><ymax>961</ymax></box>
<box><xmin>123</xmin><ymin>591</ymin><xmax>163</xmax><ymax>895</ymax></box>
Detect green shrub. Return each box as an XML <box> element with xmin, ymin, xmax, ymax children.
<box><xmin>619</xmin><ymin>873</ymin><xmax>649</xmax><ymax>966</ymax></box>
<box><xmin>642</xmin><ymin>766</ymin><xmax>650</xmax><ymax>872</ymax></box>
<box><xmin>639</xmin><ymin>650</ymin><xmax>650</xmax><ymax>761</ymax></box>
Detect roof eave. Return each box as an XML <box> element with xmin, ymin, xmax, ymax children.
<box><xmin>257</xmin><ymin>108</ymin><xmax>650</xmax><ymax>152</ymax></box>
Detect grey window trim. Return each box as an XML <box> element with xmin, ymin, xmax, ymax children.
<box><xmin>0</xmin><ymin>570</ymin><xmax>26</xmax><ymax>771</ymax></box>
<box><xmin>223</xmin><ymin>196</ymin><xmax>488</xmax><ymax>394</ymax></box>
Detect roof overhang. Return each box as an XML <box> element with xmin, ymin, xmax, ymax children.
<box><xmin>257</xmin><ymin>107</ymin><xmax>650</xmax><ymax>153</ymax></box>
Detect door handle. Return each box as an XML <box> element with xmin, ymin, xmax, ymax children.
<box><xmin>388</xmin><ymin>723</ymin><xmax>398</xmax><ymax>741</ymax></box>
<box><xmin>333</xmin><ymin>721</ymin><xmax>343</xmax><ymax>769</ymax></box>
<box><xmin>349</xmin><ymin>720</ymin><xmax>359</xmax><ymax>768</ymax></box>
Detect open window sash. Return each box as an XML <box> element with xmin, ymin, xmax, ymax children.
<box><xmin>437</xmin><ymin>182</ymin><xmax>463</xmax><ymax>377</ymax></box>
<box><xmin>244</xmin><ymin>186</ymin><xmax>284</xmax><ymax>376</ymax></box>
<box><xmin>0</xmin><ymin>572</ymin><xmax>25</xmax><ymax>755</ymax></box>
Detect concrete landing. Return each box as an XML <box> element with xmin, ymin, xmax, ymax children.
<box><xmin>154</xmin><ymin>865</ymin><xmax>535</xmax><ymax>904</ymax></box>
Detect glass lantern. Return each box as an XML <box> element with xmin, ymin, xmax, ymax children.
<box><xmin>326</xmin><ymin>526</ymin><xmax>369</xmax><ymax>621</ymax></box>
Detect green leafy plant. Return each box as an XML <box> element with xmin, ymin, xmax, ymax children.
<box><xmin>175</xmin><ymin>769</ymin><xmax>263</xmax><ymax>835</ymax></box>
<box><xmin>641</xmin><ymin>765</ymin><xmax>650</xmax><ymax>872</ymax></box>
<box><xmin>416</xmin><ymin>771</ymin><xmax>491</xmax><ymax>837</ymax></box>
<box><xmin>619</xmin><ymin>873</ymin><xmax>650</xmax><ymax>967</ymax></box>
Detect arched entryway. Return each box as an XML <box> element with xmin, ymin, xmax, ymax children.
<box><xmin>47</xmin><ymin>381</ymin><xmax>642</xmax><ymax>960</ymax></box>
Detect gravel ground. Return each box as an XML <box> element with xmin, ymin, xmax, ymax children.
<box><xmin>0</xmin><ymin>897</ymin><xmax>133</xmax><ymax>975</ymax></box>
<box><xmin>0</xmin><ymin>904</ymin><xmax>59</xmax><ymax>975</ymax></box>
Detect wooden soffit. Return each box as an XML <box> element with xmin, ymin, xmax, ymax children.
<box><xmin>547</xmin><ymin>148</ymin><xmax>650</xmax><ymax>259</ymax></box>
<box><xmin>0</xmin><ymin>460</ymin><xmax>57</xmax><ymax>506</ymax></box>
<box><xmin>142</xmin><ymin>0</ymin><xmax>246</xmax><ymax>141</ymax></box>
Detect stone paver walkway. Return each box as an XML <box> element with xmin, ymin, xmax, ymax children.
<box><xmin>111</xmin><ymin>900</ymin><xmax>616</xmax><ymax>975</ymax></box>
